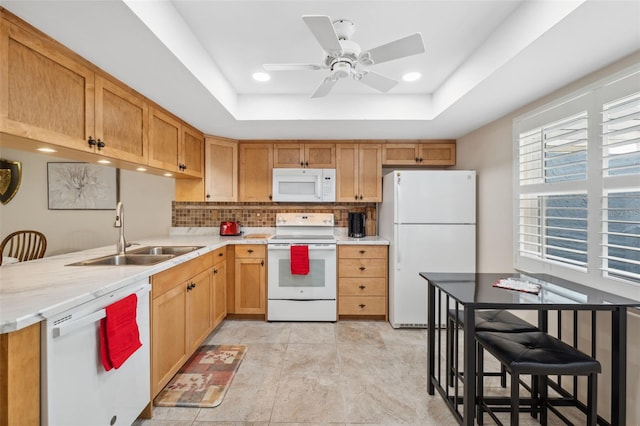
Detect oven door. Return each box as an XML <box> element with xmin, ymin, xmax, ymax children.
<box><xmin>267</xmin><ymin>243</ymin><xmax>336</xmax><ymax>300</ymax></box>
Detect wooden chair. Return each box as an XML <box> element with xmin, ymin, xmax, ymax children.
<box><xmin>0</xmin><ymin>230</ymin><xmax>47</xmax><ymax>264</ymax></box>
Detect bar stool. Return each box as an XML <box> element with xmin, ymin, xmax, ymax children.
<box><xmin>476</xmin><ymin>330</ymin><xmax>601</xmax><ymax>426</ymax></box>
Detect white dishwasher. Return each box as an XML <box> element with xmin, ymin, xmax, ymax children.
<box><xmin>41</xmin><ymin>279</ymin><xmax>151</xmax><ymax>426</ymax></box>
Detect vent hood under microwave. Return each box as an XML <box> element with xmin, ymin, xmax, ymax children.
<box><xmin>272</xmin><ymin>168</ymin><xmax>336</xmax><ymax>202</ymax></box>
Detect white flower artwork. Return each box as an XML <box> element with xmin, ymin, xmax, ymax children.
<box><xmin>47</xmin><ymin>163</ymin><xmax>117</xmax><ymax>210</ymax></box>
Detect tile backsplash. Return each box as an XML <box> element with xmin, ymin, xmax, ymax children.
<box><xmin>172</xmin><ymin>202</ymin><xmax>377</xmax><ymax>230</ymax></box>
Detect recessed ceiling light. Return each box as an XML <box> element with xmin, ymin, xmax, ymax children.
<box><xmin>136</xmin><ymin>167</ymin><xmax>147</xmax><ymax>172</ymax></box>
<box><xmin>402</xmin><ymin>72</ymin><xmax>421</xmax><ymax>82</ymax></box>
<box><xmin>36</xmin><ymin>147</ymin><xmax>57</xmax><ymax>153</ymax></box>
<box><xmin>253</xmin><ymin>72</ymin><xmax>271</xmax><ymax>82</ymax></box>
<box><xmin>97</xmin><ymin>159</ymin><xmax>111</xmax><ymax>164</ymax></box>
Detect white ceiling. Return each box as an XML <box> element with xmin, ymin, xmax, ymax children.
<box><xmin>1</xmin><ymin>0</ymin><xmax>639</xmax><ymax>140</ymax></box>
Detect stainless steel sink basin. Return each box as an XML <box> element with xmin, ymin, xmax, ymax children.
<box><xmin>67</xmin><ymin>254</ymin><xmax>175</xmax><ymax>266</ymax></box>
<box><xmin>128</xmin><ymin>245</ymin><xmax>204</xmax><ymax>255</ymax></box>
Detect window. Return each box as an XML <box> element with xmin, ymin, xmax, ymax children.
<box><xmin>514</xmin><ymin>67</ymin><xmax>640</xmax><ymax>293</ymax></box>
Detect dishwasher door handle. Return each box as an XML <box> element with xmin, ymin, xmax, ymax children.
<box><xmin>53</xmin><ymin>309</ymin><xmax>106</xmax><ymax>338</ymax></box>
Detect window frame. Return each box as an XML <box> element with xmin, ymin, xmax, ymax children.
<box><xmin>513</xmin><ymin>65</ymin><xmax>640</xmax><ymax>297</ymax></box>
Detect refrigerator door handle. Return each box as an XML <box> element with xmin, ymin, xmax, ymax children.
<box><xmin>395</xmin><ymin>224</ymin><xmax>401</xmax><ymax>269</ymax></box>
<box><xmin>395</xmin><ymin>174</ymin><xmax>400</xmax><ymax>223</ymax></box>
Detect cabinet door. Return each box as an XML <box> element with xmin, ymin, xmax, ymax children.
<box><xmin>336</xmin><ymin>143</ymin><xmax>359</xmax><ymax>202</ymax></box>
<box><xmin>148</xmin><ymin>107</ymin><xmax>180</xmax><ymax>173</ymax></box>
<box><xmin>187</xmin><ymin>269</ymin><xmax>212</xmax><ymax>352</ymax></box>
<box><xmin>305</xmin><ymin>143</ymin><xmax>335</xmax><ymax>168</ymax></box>
<box><xmin>0</xmin><ymin>18</ymin><xmax>94</xmax><ymax>151</ymax></box>
<box><xmin>273</xmin><ymin>143</ymin><xmax>304</xmax><ymax>168</ymax></box>
<box><xmin>239</xmin><ymin>143</ymin><xmax>273</xmax><ymax>201</ymax></box>
<box><xmin>205</xmin><ymin>137</ymin><xmax>238</xmax><ymax>201</ymax></box>
<box><xmin>151</xmin><ymin>284</ymin><xmax>187</xmax><ymax>397</ymax></box>
<box><xmin>382</xmin><ymin>143</ymin><xmax>419</xmax><ymax>165</ymax></box>
<box><xmin>180</xmin><ymin>125</ymin><xmax>204</xmax><ymax>177</ymax></box>
<box><xmin>234</xmin><ymin>257</ymin><xmax>266</xmax><ymax>314</ymax></box>
<box><xmin>94</xmin><ymin>75</ymin><xmax>148</xmax><ymax>163</ymax></box>
<box><xmin>358</xmin><ymin>143</ymin><xmax>382</xmax><ymax>202</ymax></box>
<box><xmin>418</xmin><ymin>142</ymin><xmax>456</xmax><ymax>166</ymax></box>
<box><xmin>212</xmin><ymin>260</ymin><xmax>227</xmax><ymax>328</ymax></box>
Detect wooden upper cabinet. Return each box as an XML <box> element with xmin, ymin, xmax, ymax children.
<box><xmin>336</xmin><ymin>143</ymin><xmax>381</xmax><ymax>202</ymax></box>
<box><xmin>273</xmin><ymin>142</ymin><xmax>335</xmax><ymax>168</ymax></box>
<box><xmin>180</xmin><ymin>124</ymin><xmax>204</xmax><ymax>178</ymax></box>
<box><xmin>239</xmin><ymin>143</ymin><xmax>273</xmax><ymax>201</ymax></box>
<box><xmin>205</xmin><ymin>136</ymin><xmax>238</xmax><ymax>201</ymax></box>
<box><xmin>94</xmin><ymin>75</ymin><xmax>148</xmax><ymax>163</ymax></box>
<box><xmin>383</xmin><ymin>140</ymin><xmax>456</xmax><ymax>166</ymax></box>
<box><xmin>0</xmin><ymin>16</ymin><xmax>95</xmax><ymax>151</ymax></box>
<box><xmin>148</xmin><ymin>108</ymin><xmax>181</xmax><ymax>173</ymax></box>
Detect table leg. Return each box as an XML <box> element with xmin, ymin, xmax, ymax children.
<box><xmin>427</xmin><ymin>281</ymin><xmax>436</xmax><ymax>395</ymax></box>
<box><xmin>463</xmin><ymin>306</ymin><xmax>476</xmax><ymax>425</ymax></box>
<box><xmin>611</xmin><ymin>307</ymin><xmax>627</xmax><ymax>425</ymax></box>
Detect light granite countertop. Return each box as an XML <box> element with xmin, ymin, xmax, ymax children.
<box><xmin>0</xmin><ymin>228</ymin><xmax>387</xmax><ymax>334</ymax></box>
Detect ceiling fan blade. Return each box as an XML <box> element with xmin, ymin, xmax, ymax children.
<box><xmin>358</xmin><ymin>71</ymin><xmax>398</xmax><ymax>92</ymax></box>
<box><xmin>360</xmin><ymin>33</ymin><xmax>425</xmax><ymax>65</ymax></box>
<box><xmin>311</xmin><ymin>77</ymin><xmax>338</xmax><ymax>98</ymax></box>
<box><xmin>263</xmin><ymin>63</ymin><xmax>323</xmax><ymax>71</ymax></box>
<box><xmin>302</xmin><ymin>15</ymin><xmax>342</xmax><ymax>54</ymax></box>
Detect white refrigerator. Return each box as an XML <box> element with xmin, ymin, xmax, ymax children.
<box><xmin>378</xmin><ymin>170</ymin><xmax>476</xmax><ymax>328</ymax></box>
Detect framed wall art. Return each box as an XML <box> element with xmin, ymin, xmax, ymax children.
<box><xmin>47</xmin><ymin>162</ymin><xmax>118</xmax><ymax>210</ymax></box>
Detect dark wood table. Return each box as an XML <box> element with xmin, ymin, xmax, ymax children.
<box><xmin>421</xmin><ymin>272</ymin><xmax>640</xmax><ymax>426</ymax></box>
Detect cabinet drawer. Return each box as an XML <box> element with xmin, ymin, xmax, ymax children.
<box><xmin>339</xmin><ymin>245</ymin><xmax>387</xmax><ymax>259</ymax></box>
<box><xmin>339</xmin><ymin>278</ymin><xmax>386</xmax><ymax>296</ymax></box>
<box><xmin>235</xmin><ymin>245</ymin><xmax>265</xmax><ymax>258</ymax></box>
<box><xmin>339</xmin><ymin>258</ymin><xmax>386</xmax><ymax>277</ymax></box>
<box><xmin>339</xmin><ymin>296</ymin><xmax>386</xmax><ymax>315</ymax></box>
<box><xmin>151</xmin><ymin>254</ymin><xmax>213</xmax><ymax>299</ymax></box>
<box><xmin>212</xmin><ymin>247</ymin><xmax>226</xmax><ymax>264</ymax></box>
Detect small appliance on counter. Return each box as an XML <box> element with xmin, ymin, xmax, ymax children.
<box><xmin>219</xmin><ymin>221</ymin><xmax>241</xmax><ymax>236</ymax></box>
<box><xmin>348</xmin><ymin>212</ymin><xmax>366</xmax><ymax>238</ymax></box>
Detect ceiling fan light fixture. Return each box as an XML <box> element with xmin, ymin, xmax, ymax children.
<box><xmin>252</xmin><ymin>71</ymin><xmax>271</xmax><ymax>82</ymax></box>
<box><xmin>402</xmin><ymin>71</ymin><xmax>421</xmax><ymax>82</ymax></box>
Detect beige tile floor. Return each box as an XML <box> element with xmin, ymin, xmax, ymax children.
<box><xmin>134</xmin><ymin>320</ymin><xmax>586</xmax><ymax>426</ymax></box>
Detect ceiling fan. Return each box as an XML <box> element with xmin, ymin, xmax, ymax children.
<box><xmin>263</xmin><ymin>15</ymin><xmax>425</xmax><ymax>98</ymax></box>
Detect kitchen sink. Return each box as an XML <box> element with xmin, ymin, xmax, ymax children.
<box><xmin>68</xmin><ymin>254</ymin><xmax>175</xmax><ymax>266</ymax></box>
<box><xmin>127</xmin><ymin>245</ymin><xmax>204</xmax><ymax>255</ymax></box>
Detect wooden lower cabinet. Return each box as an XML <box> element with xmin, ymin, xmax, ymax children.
<box><xmin>338</xmin><ymin>245</ymin><xmax>388</xmax><ymax>319</ymax></box>
<box><xmin>234</xmin><ymin>245</ymin><xmax>266</xmax><ymax>314</ymax></box>
<box><xmin>150</xmin><ymin>254</ymin><xmax>214</xmax><ymax>397</ymax></box>
<box><xmin>212</xmin><ymin>247</ymin><xmax>227</xmax><ymax>328</ymax></box>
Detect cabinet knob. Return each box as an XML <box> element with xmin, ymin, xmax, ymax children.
<box><xmin>269</xmin><ymin>194</ymin><xmax>272</xmax><ymax>200</ymax></box>
<box><xmin>206</xmin><ymin>194</ymin><xmax>211</xmax><ymax>199</ymax></box>
<box><xmin>359</xmin><ymin>195</ymin><xmax>363</xmax><ymax>200</ymax></box>
<box><xmin>359</xmin><ymin>250</ymin><xmax>366</xmax><ymax>254</ymax></box>
<box><xmin>88</xmin><ymin>136</ymin><xmax>97</xmax><ymax>147</ymax></box>
<box><xmin>300</xmin><ymin>162</ymin><xmax>304</xmax><ymax>166</ymax></box>
<box><xmin>213</xmin><ymin>268</ymin><xmax>218</xmax><ymax>275</ymax></box>
<box><xmin>354</xmin><ymin>195</ymin><xmax>358</xmax><ymax>200</ymax></box>
<box><xmin>96</xmin><ymin>139</ymin><xmax>105</xmax><ymax>149</ymax></box>
<box><xmin>261</xmin><ymin>260</ymin><xmax>264</xmax><ymax>267</ymax></box>
<box><xmin>359</xmin><ymin>304</ymin><xmax>366</xmax><ymax>309</ymax></box>
<box><xmin>415</xmin><ymin>157</ymin><xmax>420</xmax><ymax>163</ymax></box>
<box><xmin>248</xmin><ymin>249</ymin><xmax>254</xmax><ymax>253</ymax></box>
<box><xmin>359</xmin><ymin>266</ymin><xmax>366</xmax><ymax>271</ymax></box>
<box><xmin>418</xmin><ymin>157</ymin><xmax>423</xmax><ymax>162</ymax></box>
<box><xmin>359</xmin><ymin>285</ymin><xmax>366</xmax><ymax>290</ymax></box>
<box><xmin>304</xmin><ymin>161</ymin><xmax>309</xmax><ymax>167</ymax></box>
<box><xmin>218</xmin><ymin>252</ymin><xmax>224</xmax><ymax>257</ymax></box>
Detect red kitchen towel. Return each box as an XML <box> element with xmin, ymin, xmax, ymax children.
<box><xmin>99</xmin><ymin>294</ymin><xmax>142</xmax><ymax>371</ymax></box>
<box><xmin>290</xmin><ymin>245</ymin><xmax>310</xmax><ymax>275</ymax></box>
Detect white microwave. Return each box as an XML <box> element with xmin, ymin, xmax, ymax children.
<box><xmin>272</xmin><ymin>168</ymin><xmax>336</xmax><ymax>202</ymax></box>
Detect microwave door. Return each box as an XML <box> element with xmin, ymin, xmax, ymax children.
<box><xmin>274</xmin><ymin>175</ymin><xmax>321</xmax><ymax>201</ymax></box>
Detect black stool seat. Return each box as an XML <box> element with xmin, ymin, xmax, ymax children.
<box><xmin>449</xmin><ymin>309</ymin><xmax>539</xmax><ymax>332</ymax></box>
<box><xmin>475</xmin><ymin>331</ymin><xmax>601</xmax><ymax>375</ymax></box>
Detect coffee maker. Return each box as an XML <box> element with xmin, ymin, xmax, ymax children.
<box><xmin>348</xmin><ymin>212</ymin><xmax>366</xmax><ymax>238</ymax></box>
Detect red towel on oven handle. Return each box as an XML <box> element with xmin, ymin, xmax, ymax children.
<box><xmin>290</xmin><ymin>245</ymin><xmax>310</xmax><ymax>275</ymax></box>
<box><xmin>99</xmin><ymin>293</ymin><xmax>142</xmax><ymax>371</ymax></box>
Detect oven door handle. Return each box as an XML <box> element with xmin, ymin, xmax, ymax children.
<box><xmin>268</xmin><ymin>244</ymin><xmax>336</xmax><ymax>251</ymax></box>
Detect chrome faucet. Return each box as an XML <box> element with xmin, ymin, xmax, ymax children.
<box><xmin>114</xmin><ymin>201</ymin><xmax>126</xmax><ymax>255</ymax></box>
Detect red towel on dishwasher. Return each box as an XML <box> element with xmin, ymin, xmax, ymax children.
<box><xmin>290</xmin><ymin>245</ymin><xmax>310</xmax><ymax>275</ymax></box>
<box><xmin>99</xmin><ymin>294</ymin><xmax>142</xmax><ymax>371</ymax></box>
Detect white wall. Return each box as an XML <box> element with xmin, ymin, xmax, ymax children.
<box><xmin>456</xmin><ymin>51</ymin><xmax>640</xmax><ymax>425</ymax></box>
<box><xmin>0</xmin><ymin>147</ymin><xmax>174</xmax><ymax>256</ymax></box>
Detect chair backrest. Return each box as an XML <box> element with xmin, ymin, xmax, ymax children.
<box><xmin>0</xmin><ymin>230</ymin><xmax>47</xmax><ymax>264</ymax></box>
